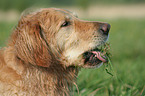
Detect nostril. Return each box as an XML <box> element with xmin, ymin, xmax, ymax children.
<box><xmin>100</xmin><ymin>23</ymin><xmax>111</xmax><ymax>35</ymax></box>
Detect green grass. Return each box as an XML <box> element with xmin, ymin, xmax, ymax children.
<box><xmin>0</xmin><ymin>22</ymin><xmax>16</xmax><ymax>47</ymax></box>
<box><xmin>0</xmin><ymin>18</ymin><xmax>145</xmax><ymax>96</ymax></box>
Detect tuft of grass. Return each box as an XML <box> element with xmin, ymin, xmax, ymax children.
<box><xmin>101</xmin><ymin>43</ymin><xmax>114</xmax><ymax>77</ymax></box>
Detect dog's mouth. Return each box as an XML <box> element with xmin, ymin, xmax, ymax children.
<box><xmin>82</xmin><ymin>47</ymin><xmax>108</xmax><ymax>68</ymax></box>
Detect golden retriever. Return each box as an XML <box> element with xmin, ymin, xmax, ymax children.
<box><xmin>0</xmin><ymin>8</ymin><xmax>110</xmax><ymax>96</ymax></box>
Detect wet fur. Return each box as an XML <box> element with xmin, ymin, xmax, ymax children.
<box><xmin>0</xmin><ymin>8</ymin><xmax>108</xmax><ymax>96</ymax></box>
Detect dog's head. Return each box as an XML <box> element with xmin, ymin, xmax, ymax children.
<box><xmin>13</xmin><ymin>8</ymin><xmax>110</xmax><ymax>68</ymax></box>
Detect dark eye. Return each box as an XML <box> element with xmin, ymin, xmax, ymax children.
<box><xmin>61</xmin><ymin>21</ymin><xmax>70</xmax><ymax>27</ymax></box>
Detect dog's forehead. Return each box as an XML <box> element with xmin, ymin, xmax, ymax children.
<box><xmin>54</xmin><ymin>8</ymin><xmax>78</xmax><ymax>18</ymax></box>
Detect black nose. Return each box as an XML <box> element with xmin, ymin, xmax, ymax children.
<box><xmin>99</xmin><ymin>23</ymin><xmax>111</xmax><ymax>35</ymax></box>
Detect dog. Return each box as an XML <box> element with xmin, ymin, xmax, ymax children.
<box><xmin>0</xmin><ymin>8</ymin><xmax>110</xmax><ymax>96</ymax></box>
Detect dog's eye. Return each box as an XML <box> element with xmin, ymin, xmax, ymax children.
<box><xmin>61</xmin><ymin>21</ymin><xmax>70</xmax><ymax>27</ymax></box>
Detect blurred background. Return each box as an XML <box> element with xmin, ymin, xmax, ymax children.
<box><xmin>0</xmin><ymin>0</ymin><xmax>145</xmax><ymax>95</ymax></box>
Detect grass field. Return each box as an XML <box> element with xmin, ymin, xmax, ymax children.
<box><xmin>0</xmin><ymin>18</ymin><xmax>145</xmax><ymax>96</ymax></box>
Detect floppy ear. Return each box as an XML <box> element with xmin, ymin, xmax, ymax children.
<box><xmin>15</xmin><ymin>15</ymin><xmax>52</xmax><ymax>67</ymax></box>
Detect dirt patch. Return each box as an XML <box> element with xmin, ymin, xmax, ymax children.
<box><xmin>65</xmin><ymin>4</ymin><xmax>145</xmax><ymax>19</ymax></box>
<box><xmin>0</xmin><ymin>10</ymin><xmax>20</xmax><ymax>22</ymax></box>
<box><xmin>0</xmin><ymin>4</ymin><xmax>145</xmax><ymax>22</ymax></box>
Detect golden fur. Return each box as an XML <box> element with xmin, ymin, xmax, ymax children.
<box><xmin>0</xmin><ymin>8</ymin><xmax>110</xmax><ymax>96</ymax></box>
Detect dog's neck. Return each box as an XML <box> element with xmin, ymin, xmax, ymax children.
<box><xmin>22</xmin><ymin>64</ymin><xmax>79</xmax><ymax>96</ymax></box>
<box><xmin>3</xmin><ymin>47</ymin><xmax>79</xmax><ymax>96</ymax></box>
